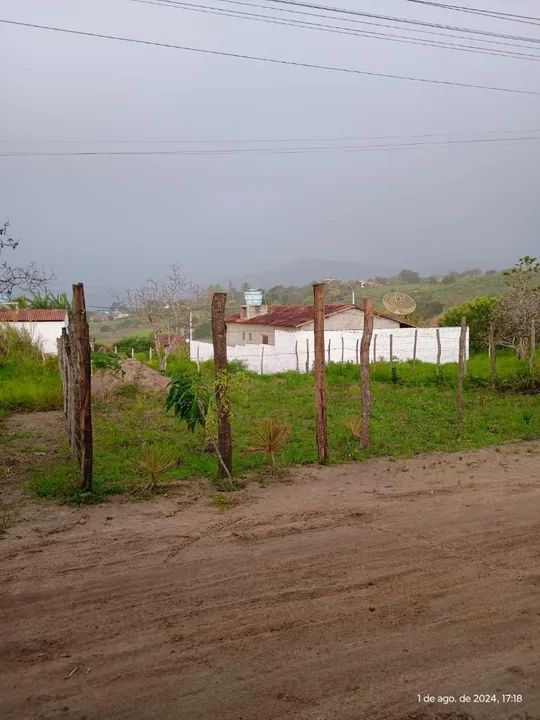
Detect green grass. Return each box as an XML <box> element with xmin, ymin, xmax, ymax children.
<box><xmin>0</xmin><ymin>358</ymin><xmax>62</xmax><ymax>416</ymax></box>
<box><xmin>19</xmin><ymin>351</ymin><xmax>539</xmax><ymax>503</ymax></box>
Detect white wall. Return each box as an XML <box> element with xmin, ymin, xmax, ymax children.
<box><xmin>191</xmin><ymin>326</ymin><xmax>469</xmax><ymax>374</ymax></box>
<box><xmin>1</xmin><ymin>321</ymin><xmax>67</xmax><ymax>355</ymax></box>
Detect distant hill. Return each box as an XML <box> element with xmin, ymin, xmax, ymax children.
<box><xmin>235</xmin><ymin>258</ymin><xmax>398</xmax><ymax>288</ymax></box>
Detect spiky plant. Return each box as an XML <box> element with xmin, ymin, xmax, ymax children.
<box><xmin>246</xmin><ymin>418</ymin><xmax>290</xmax><ymax>466</ymax></box>
<box><xmin>345</xmin><ymin>417</ymin><xmax>362</xmax><ymax>441</ymax></box>
<box><xmin>137</xmin><ymin>446</ymin><xmax>175</xmax><ymax>492</ymax></box>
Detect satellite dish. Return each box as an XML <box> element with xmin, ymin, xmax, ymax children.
<box><xmin>383</xmin><ymin>291</ymin><xmax>417</xmax><ymax>316</ymax></box>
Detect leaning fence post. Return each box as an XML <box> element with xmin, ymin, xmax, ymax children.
<box><xmin>530</xmin><ymin>319</ymin><xmax>536</xmax><ymax>372</ymax></box>
<box><xmin>360</xmin><ymin>299</ymin><xmax>374</xmax><ymax>449</ymax></box>
<box><xmin>313</xmin><ymin>282</ymin><xmax>329</xmax><ymax>464</ymax></box>
<box><xmin>489</xmin><ymin>322</ymin><xmax>497</xmax><ymax>387</ymax></box>
<box><xmin>211</xmin><ymin>292</ymin><xmax>232</xmax><ymax>480</ymax></box>
<box><xmin>456</xmin><ymin>316</ymin><xmax>467</xmax><ymax>437</ymax></box>
<box><xmin>436</xmin><ymin>328</ymin><xmax>441</xmax><ymax>375</ymax></box>
<box><xmin>72</xmin><ymin>283</ymin><xmax>93</xmax><ymax>492</ymax></box>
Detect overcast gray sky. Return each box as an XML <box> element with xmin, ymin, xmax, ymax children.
<box><xmin>1</xmin><ymin>0</ymin><xmax>539</xmax><ymax>305</ymax></box>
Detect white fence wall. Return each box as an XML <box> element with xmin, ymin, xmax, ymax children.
<box><xmin>191</xmin><ymin>326</ymin><xmax>468</xmax><ymax>375</ymax></box>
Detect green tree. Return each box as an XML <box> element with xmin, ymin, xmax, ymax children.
<box><xmin>398</xmin><ymin>268</ymin><xmax>420</xmax><ymax>284</ymax></box>
<box><xmin>439</xmin><ymin>296</ymin><xmax>499</xmax><ymax>351</ymax></box>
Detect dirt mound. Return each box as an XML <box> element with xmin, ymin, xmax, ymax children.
<box><xmin>91</xmin><ymin>358</ymin><xmax>170</xmax><ymax>396</ymax></box>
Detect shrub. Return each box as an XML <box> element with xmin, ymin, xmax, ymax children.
<box><xmin>439</xmin><ymin>296</ymin><xmax>499</xmax><ymax>351</ymax></box>
<box><xmin>165</xmin><ymin>373</ymin><xmax>210</xmax><ymax>431</ymax></box>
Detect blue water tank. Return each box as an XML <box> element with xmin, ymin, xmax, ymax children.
<box><xmin>244</xmin><ymin>289</ymin><xmax>265</xmax><ymax>306</ymax></box>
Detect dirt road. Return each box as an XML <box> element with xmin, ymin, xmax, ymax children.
<box><xmin>1</xmin><ymin>429</ymin><xmax>539</xmax><ymax>720</ymax></box>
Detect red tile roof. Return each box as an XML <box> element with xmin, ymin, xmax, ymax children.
<box><xmin>0</xmin><ymin>309</ymin><xmax>68</xmax><ymax>323</ymax></box>
<box><xmin>226</xmin><ymin>303</ymin><xmax>415</xmax><ymax>328</ymax></box>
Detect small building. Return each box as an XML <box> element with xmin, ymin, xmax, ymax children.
<box><xmin>155</xmin><ymin>332</ymin><xmax>187</xmax><ymax>353</ymax></box>
<box><xmin>191</xmin><ymin>289</ymin><xmax>468</xmax><ymax>373</ymax></box>
<box><xmin>226</xmin><ymin>297</ymin><xmax>414</xmax><ymax>347</ymax></box>
<box><xmin>0</xmin><ymin>309</ymin><xmax>68</xmax><ymax>355</ymax></box>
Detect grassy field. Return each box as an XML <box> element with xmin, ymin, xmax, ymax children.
<box><xmin>6</xmin><ymin>349</ymin><xmax>536</xmax><ymax>504</ymax></box>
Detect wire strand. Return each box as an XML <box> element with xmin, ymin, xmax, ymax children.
<box><xmin>1</xmin><ymin>18</ymin><xmax>538</xmax><ymax>95</ymax></box>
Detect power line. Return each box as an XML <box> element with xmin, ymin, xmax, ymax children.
<box><xmin>205</xmin><ymin>0</ymin><xmax>540</xmax><ymax>52</ymax></box>
<box><xmin>1</xmin><ymin>18</ymin><xmax>538</xmax><ymax>95</ymax></box>
<box><xmin>3</xmin><ymin>127</ymin><xmax>539</xmax><ymax>144</ymax></box>
<box><xmin>404</xmin><ymin>1</ymin><xmax>540</xmax><ymax>26</ymax></box>
<box><xmin>263</xmin><ymin>0</ymin><xmax>540</xmax><ymax>43</ymax></box>
<box><xmin>135</xmin><ymin>0</ymin><xmax>540</xmax><ymax>61</ymax></box>
<box><xmin>2</xmin><ymin>135</ymin><xmax>539</xmax><ymax>157</ymax></box>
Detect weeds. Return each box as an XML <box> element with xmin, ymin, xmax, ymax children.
<box><xmin>135</xmin><ymin>445</ymin><xmax>175</xmax><ymax>493</ymax></box>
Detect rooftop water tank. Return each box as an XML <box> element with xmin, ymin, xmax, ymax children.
<box><xmin>244</xmin><ymin>289</ymin><xmax>265</xmax><ymax>306</ymax></box>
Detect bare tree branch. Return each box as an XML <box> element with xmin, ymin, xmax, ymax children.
<box><xmin>0</xmin><ymin>221</ymin><xmax>52</xmax><ymax>295</ymax></box>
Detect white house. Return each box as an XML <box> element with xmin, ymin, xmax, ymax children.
<box><xmin>190</xmin><ymin>292</ymin><xmax>468</xmax><ymax>374</ymax></box>
<box><xmin>0</xmin><ymin>309</ymin><xmax>68</xmax><ymax>355</ymax></box>
<box><xmin>225</xmin><ymin>302</ymin><xmax>412</xmax><ymax>348</ymax></box>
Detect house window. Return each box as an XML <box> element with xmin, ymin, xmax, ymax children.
<box><xmin>262</xmin><ymin>334</ymin><xmax>269</xmax><ymax>345</ymax></box>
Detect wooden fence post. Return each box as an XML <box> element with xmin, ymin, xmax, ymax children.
<box><xmin>341</xmin><ymin>336</ymin><xmax>345</xmax><ymax>364</ymax></box>
<box><xmin>530</xmin><ymin>319</ymin><xmax>536</xmax><ymax>372</ymax></box>
<box><xmin>305</xmin><ymin>338</ymin><xmax>310</xmax><ymax>373</ymax></box>
<box><xmin>389</xmin><ymin>333</ymin><xmax>393</xmax><ymax>365</ymax></box>
<box><xmin>489</xmin><ymin>322</ymin><xmax>497</xmax><ymax>387</ymax></box>
<box><xmin>355</xmin><ymin>338</ymin><xmax>359</xmax><ymax>365</ymax></box>
<box><xmin>327</xmin><ymin>338</ymin><xmax>331</xmax><ymax>364</ymax></box>
<box><xmin>436</xmin><ymin>328</ymin><xmax>441</xmax><ymax>375</ymax></box>
<box><xmin>313</xmin><ymin>282</ymin><xmax>329</xmax><ymax>464</ymax></box>
<box><xmin>360</xmin><ymin>299</ymin><xmax>374</xmax><ymax>449</ymax></box>
<box><xmin>211</xmin><ymin>292</ymin><xmax>232</xmax><ymax>480</ymax></box>
<box><xmin>72</xmin><ymin>283</ymin><xmax>93</xmax><ymax>492</ymax></box>
<box><xmin>295</xmin><ymin>340</ymin><xmax>299</xmax><ymax>372</ymax></box>
<box><xmin>260</xmin><ymin>346</ymin><xmax>265</xmax><ymax>375</ymax></box>
<box><xmin>373</xmin><ymin>333</ymin><xmax>377</xmax><ymax>363</ymax></box>
<box><xmin>196</xmin><ymin>346</ymin><xmax>200</xmax><ymax>373</ymax></box>
<box><xmin>149</xmin><ymin>346</ymin><xmax>153</xmax><ymax>361</ymax></box>
<box><xmin>131</xmin><ymin>347</ymin><xmax>135</xmax><ymax>359</ymax></box>
<box><xmin>413</xmin><ymin>329</ymin><xmax>418</xmax><ymax>375</ymax></box>
<box><xmin>456</xmin><ymin>316</ymin><xmax>467</xmax><ymax>437</ymax></box>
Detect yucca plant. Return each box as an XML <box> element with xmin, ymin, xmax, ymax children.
<box><xmin>246</xmin><ymin>418</ymin><xmax>290</xmax><ymax>466</ymax></box>
<box><xmin>136</xmin><ymin>446</ymin><xmax>175</xmax><ymax>492</ymax></box>
<box><xmin>345</xmin><ymin>417</ymin><xmax>362</xmax><ymax>441</ymax></box>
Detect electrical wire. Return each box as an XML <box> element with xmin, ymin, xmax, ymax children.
<box><xmin>135</xmin><ymin>0</ymin><xmax>540</xmax><ymax>61</ymax></box>
<box><xmin>1</xmin><ymin>18</ymin><xmax>538</xmax><ymax>95</ymax></box>
<box><xmin>2</xmin><ymin>135</ymin><xmax>540</xmax><ymax>157</ymax></box>
<box><xmin>262</xmin><ymin>0</ymin><xmax>540</xmax><ymax>44</ymax></box>
<box><xmin>203</xmin><ymin>0</ymin><xmax>540</xmax><ymax>51</ymax></box>
<box><xmin>403</xmin><ymin>1</ymin><xmax>540</xmax><ymax>27</ymax></box>
<box><xmin>3</xmin><ymin>127</ymin><xmax>539</xmax><ymax>144</ymax></box>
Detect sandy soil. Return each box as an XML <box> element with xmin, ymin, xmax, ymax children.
<box><xmin>1</xmin><ymin>414</ymin><xmax>539</xmax><ymax>720</ymax></box>
<box><xmin>91</xmin><ymin>359</ymin><xmax>169</xmax><ymax>396</ymax></box>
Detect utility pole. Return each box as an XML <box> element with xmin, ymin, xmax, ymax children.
<box><xmin>313</xmin><ymin>282</ymin><xmax>329</xmax><ymax>464</ymax></box>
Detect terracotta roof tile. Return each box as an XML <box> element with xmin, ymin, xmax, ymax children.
<box><xmin>0</xmin><ymin>309</ymin><xmax>68</xmax><ymax>323</ymax></box>
<box><xmin>226</xmin><ymin>303</ymin><xmax>415</xmax><ymax>328</ymax></box>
